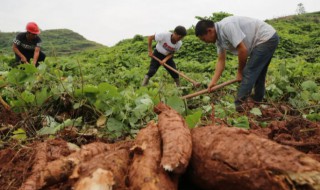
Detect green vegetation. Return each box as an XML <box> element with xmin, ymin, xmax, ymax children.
<box><xmin>266</xmin><ymin>12</ymin><xmax>320</xmax><ymax>62</ymax></box>
<box><xmin>0</xmin><ymin>12</ymin><xmax>319</xmax><ymax>142</ymax></box>
<box><xmin>0</xmin><ymin>29</ymin><xmax>105</xmax><ymax>56</ymax></box>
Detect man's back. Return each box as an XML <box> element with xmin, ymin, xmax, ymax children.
<box><xmin>216</xmin><ymin>16</ymin><xmax>276</xmax><ymax>54</ymax></box>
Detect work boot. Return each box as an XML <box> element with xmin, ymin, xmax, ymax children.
<box><xmin>235</xmin><ymin>104</ymin><xmax>245</xmax><ymax>113</ymax></box>
<box><xmin>141</xmin><ymin>75</ymin><xmax>150</xmax><ymax>86</ymax></box>
<box><xmin>174</xmin><ymin>78</ymin><xmax>180</xmax><ymax>87</ymax></box>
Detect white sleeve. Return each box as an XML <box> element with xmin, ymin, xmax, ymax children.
<box><xmin>223</xmin><ymin>23</ymin><xmax>245</xmax><ymax>48</ymax></box>
<box><xmin>13</xmin><ymin>37</ymin><xmax>21</xmax><ymax>45</ymax></box>
<box><xmin>176</xmin><ymin>41</ymin><xmax>182</xmax><ymax>51</ymax></box>
<box><xmin>155</xmin><ymin>33</ymin><xmax>164</xmax><ymax>42</ymax></box>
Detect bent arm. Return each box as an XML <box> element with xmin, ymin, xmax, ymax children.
<box><xmin>33</xmin><ymin>47</ymin><xmax>40</xmax><ymax>65</ymax></box>
<box><xmin>148</xmin><ymin>35</ymin><xmax>155</xmax><ymax>57</ymax></box>
<box><xmin>208</xmin><ymin>51</ymin><xmax>226</xmax><ymax>91</ymax></box>
<box><xmin>161</xmin><ymin>54</ymin><xmax>173</xmax><ymax>65</ymax></box>
<box><xmin>212</xmin><ymin>51</ymin><xmax>226</xmax><ymax>84</ymax></box>
<box><xmin>12</xmin><ymin>44</ymin><xmax>27</xmax><ymax>63</ymax></box>
<box><xmin>236</xmin><ymin>42</ymin><xmax>248</xmax><ymax>81</ymax></box>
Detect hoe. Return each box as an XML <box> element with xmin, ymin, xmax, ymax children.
<box><xmin>152</xmin><ymin>55</ymin><xmax>201</xmax><ymax>87</ymax></box>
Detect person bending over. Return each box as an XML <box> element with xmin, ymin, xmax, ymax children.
<box><xmin>195</xmin><ymin>16</ymin><xmax>279</xmax><ymax>112</ymax></box>
<box><xmin>13</xmin><ymin>22</ymin><xmax>46</xmax><ymax>67</ymax></box>
<box><xmin>142</xmin><ymin>25</ymin><xmax>187</xmax><ymax>87</ymax></box>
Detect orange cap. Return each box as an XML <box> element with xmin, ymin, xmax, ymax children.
<box><xmin>26</xmin><ymin>22</ymin><xmax>40</xmax><ymax>34</ymax></box>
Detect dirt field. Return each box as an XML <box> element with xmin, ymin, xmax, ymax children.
<box><xmin>1</xmin><ymin>103</ymin><xmax>319</xmax><ymax>190</ymax></box>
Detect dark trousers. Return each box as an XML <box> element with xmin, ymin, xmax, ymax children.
<box><xmin>235</xmin><ymin>33</ymin><xmax>279</xmax><ymax>105</ymax></box>
<box><xmin>146</xmin><ymin>50</ymin><xmax>179</xmax><ymax>79</ymax></box>
<box><xmin>15</xmin><ymin>49</ymin><xmax>46</xmax><ymax>67</ymax></box>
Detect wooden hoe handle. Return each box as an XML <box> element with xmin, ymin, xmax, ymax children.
<box><xmin>0</xmin><ymin>96</ymin><xmax>11</xmax><ymax>110</ymax></box>
<box><xmin>181</xmin><ymin>79</ymin><xmax>239</xmax><ymax>99</ymax></box>
<box><xmin>152</xmin><ymin>56</ymin><xmax>201</xmax><ymax>87</ymax></box>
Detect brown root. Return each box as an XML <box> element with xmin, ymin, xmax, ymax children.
<box><xmin>128</xmin><ymin>121</ymin><xmax>177</xmax><ymax>190</ymax></box>
<box><xmin>188</xmin><ymin>124</ymin><xmax>320</xmax><ymax>190</ymax></box>
<box><xmin>155</xmin><ymin>102</ymin><xmax>192</xmax><ymax>174</ymax></box>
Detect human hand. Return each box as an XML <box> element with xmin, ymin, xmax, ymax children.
<box><xmin>148</xmin><ymin>51</ymin><xmax>153</xmax><ymax>57</ymax></box>
<box><xmin>21</xmin><ymin>56</ymin><xmax>28</xmax><ymax>63</ymax></box>
<box><xmin>207</xmin><ymin>80</ymin><xmax>216</xmax><ymax>92</ymax></box>
<box><xmin>236</xmin><ymin>71</ymin><xmax>243</xmax><ymax>82</ymax></box>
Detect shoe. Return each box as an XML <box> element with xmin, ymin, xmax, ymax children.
<box><xmin>235</xmin><ymin>104</ymin><xmax>245</xmax><ymax>113</ymax></box>
<box><xmin>248</xmin><ymin>97</ymin><xmax>262</xmax><ymax>105</ymax></box>
<box><xmin>141</xmin><ymin>75</ymin><xmax>150</xmax><ymax>86</ymax></box>
<box><xmin>174</xmin><ymin>78</ymin><xmax>180</xmax><ymax>87</ymax></box>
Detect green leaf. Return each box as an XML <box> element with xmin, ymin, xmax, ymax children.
<box><xmin>232</xmin><ymin>116</ymin><xmax>250</xmax><ymax>129</ymax></box>
<box><xmin>7</xmin><ymin>65</ymin><xmax>37</xmax><ymax>85</ymax></box>
<box><xmin>279</xmin><ymin>63</ymin><xmax>287</xmax><ymax>76</ymax></box>
<box><xmin>260</xmin><ymin>121</ymin><xmax>268</xmax><ymax>128</ymax></box>
<box><xmin>21</xmin><ymin>64</ymin><xmax>38</xmax><ymax>73</ymax></box>
<box><xmin>202</xmin><ymin>105</ymin><xmax>212</xmax><ymax>113</ymax></box>
<box><xmin>37</xmin><ymin>126</ymin><xmax>57</xmax><ymax>135</ymax></box>
<box><xmin>215</xmin><ymin>105</ymin><xmax>227</xmax><ymax>118</ymax></box>
<box><xmin>167</xmin><ymin>96</ymin><xmax>185</xmax><ymax>114</ymax></box>
<box><xmin>35</xmin><ymin>88</ymin><xmax>49</xmax><ymax>106</ymax></box>
<box><xmin>250</xmin><ymin>108</ymin><xmax>262</xmax><ymax>116</ymax></box>
<box><xmin>104</xmin><ymin>109</ymin><xmax>113</xmax><ymax>116</ymax></box>
<box><xmin>73</xmin><ymin>103</ymin><xmax>82</xmax><ymax>109</ymax></box>
<box><xmin>98</xmin><ymin>82</ymin><xmax>119</xmax><ymax>97</ymax></box>
<box><xmin>306</xmin><ymin>113</ymin><xmax>320</xmax><ymax>121</ymax></box>
<box><xmin>186</xmin><ymin>110</ymin><xmax>202</xmax><ymax>129</ymax></box>
<box><xmin>11</xmin><ymin>128</ymin><xmax>27</xmax><ymax>141</ymax></box>
<box><xmin>107</xmin><ymin>118</ymin><xmax>125</xmax><ymax>132</ymax></box>
<box><xmin>136</xmin><ymin>95</ymin><xmax>153</xmax><ymax>106</ymax></box>
<box><xmin>286</xmin><ymin>86</ymin><xmax>296</xmax><ymax>93</ymax></box>
<box><xmin>202</xmin><ymin>96</ymin><xmax>211</xmax><ymax>104</ymax></box>
<box><xmin>21</xmin><ymin>91</ymin><xmax>35</xmax><ymax>103</ymax></box>
<box><xmin>132</xmin><ymin>104</ymin><xmax>149</xmax><ymax>119</ymax></box>
<box><xmin>311</xmin><ymin>93</ymin><xmax>320</xmax><ymax>101</ymax></box>
<box><xmin>83</xmin><ymin>84</ymin><xmax>99</xmax><ymax>93</ymax></box>
<box><xmin>301</xmin><ymin>91</ymin><xmax>311</xmax><ymax>101</ymax></box>
<box><xmin>301</xmin><ymin>80</ymin><xmax>317</xmax><ymax>91</ymax></box>
<box><xmin>37</xmin><ymin>117</ymin><xmax>82</xmax><ymax>135</ymax></box>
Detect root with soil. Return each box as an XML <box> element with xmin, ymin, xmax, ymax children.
<box><xmin>1</xmin><ymin>103</ymin><xmax>320</xmax><ymax>190</ymax></box>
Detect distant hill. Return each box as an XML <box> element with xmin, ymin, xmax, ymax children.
<box><xmin>0</xmin><ymin>29</ymin><xmax>105</xmax><ymax>56</ymax></box>
<box><xmin>109</xmin><ymin>11</ymin><xmax>320</xmax><ymax>64</ymax></box>
<box><xmin>1</xmin><ymin>11</ymin><xmax>319</xmax><ymax>62</ymax></box>
<box><xmin>265</xmin><ymin>11</ymin><xmax>320</xmax><ymax>62</ymax></box>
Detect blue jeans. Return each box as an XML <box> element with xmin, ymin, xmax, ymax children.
<box><xmin>235</xmin><ymin>33</ymin><xmax>279</xmax><ymax>106</ymax></box>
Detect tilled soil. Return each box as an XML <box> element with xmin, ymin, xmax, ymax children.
<box><xmin>0</xmin><ymin>103</ymin><xmax>319</xmax><ymax>189</ymax></box>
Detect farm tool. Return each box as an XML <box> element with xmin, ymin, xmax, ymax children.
<box><xmin>152</xmin><ymin>55</ymin><xmax>201</xmax><ymax>87</ymax></box>
<box><xmin>181</xmin><ymin>79</ymin><xmax>239</xmax><ymax>99</ymax></box>
<box><xmin>0</xmin><ymin>83</ymin><xmax>10</xmax><ymax>110</ymax></box>
<box><xmin>0</xmin><ymin>96</ymin><xmax>10</xmax><ymax>110</ymax></box>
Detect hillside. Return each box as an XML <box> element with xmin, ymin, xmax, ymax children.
<box><xmin>266</xmin><ymin>11</ymin><xmax>320</xmax><ymax>63</ymax></box>
<box><xmin>0</xmin><ymin>29</ymin><xmax>105</xmax><ymax>56</ymax></box>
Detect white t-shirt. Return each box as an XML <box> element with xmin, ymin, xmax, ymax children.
<box><xmin>155</xmin><ymin>32</ymin><xmax>182</xmax><ymax>56</ymax></box>
<box><xmin>215</xmin><ymin>16</ymin><xmax>276</xmax><ymax>55</ymax></box>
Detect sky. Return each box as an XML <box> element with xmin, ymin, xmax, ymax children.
<box><xmin>0</xmin><ymin>0</ymin><xmax>319</xmax><ymax>46</ymax></box>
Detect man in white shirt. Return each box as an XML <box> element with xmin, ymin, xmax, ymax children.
<box><xmin>142</xmin><ymin>26</ymin><xmax>187</xmax><ymax>87</ymax></box>
<box><xmin>195</xmin><ymin>16</ymin><xmax>279</xmax><ymax>112</ymax></box>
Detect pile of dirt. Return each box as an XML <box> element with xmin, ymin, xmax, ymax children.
<box><xmin>1</xmin><ymin>103</ymin><xmax>320</xmax><ymax>190</ymax></box>
<box><xmin>0</xmin><ymin>139</ymin><xmax>72</xmax><ymax>190</ymax></box>
<box><xmin>0</xmin><ymin>104</ymin><xmax>21</xmax><ymax>126</ymax></box>
<box><xmin>0</xmin><ymin>148</ymin><xmax>33</xmax><ymax>190</ymax></box>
